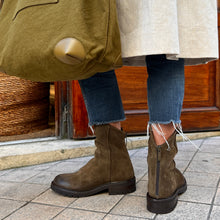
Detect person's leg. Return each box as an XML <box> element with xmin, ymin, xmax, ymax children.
<box><xmin>78</xmin><ymin>70</ymin><xmax>125</xmax><ymax>130</ymax></box>
<box><xmin>145</xmin><ymin>55</ymin><xmax>186</xmax><ymax>214</ymax></box>
<box><xmin>51</xmin><ymin>70</ymin><xmax>136</xmax><ymax>197</ymax></box>
<box><xmin>146</xmin><ymin>54</ymin><xmax>185</xmax><ymax>143</ymax></box>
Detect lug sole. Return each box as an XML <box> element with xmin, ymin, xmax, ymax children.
<box><xmin>147</xmin><ymin>179</ymin><xmax>187</xmax><ymax>214</ymax></box>
<box><xmin>51</xmin><ymin>177</ymin><xmax>136</xmax><ymax>198</ymax></box>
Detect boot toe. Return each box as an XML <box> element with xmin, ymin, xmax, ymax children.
<box><xmin>52</xmin><ymin>174</ymin><xmax>72</xmax><ymax>189</ymax></box>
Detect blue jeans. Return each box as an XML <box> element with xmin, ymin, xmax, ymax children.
<box><xmin>78</xmin><ymin>55</ymin><xmax>185</xmax><ymax>126</ymax></box>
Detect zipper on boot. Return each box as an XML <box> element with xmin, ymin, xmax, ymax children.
<box><xmin>156</xmin><ymin>146</ymin><xmax>161</xmax><ymax>196</ymax></box>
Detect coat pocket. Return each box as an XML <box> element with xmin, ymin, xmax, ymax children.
<box><xmin>13</xmin><ymin>0</ymin><xmax>58</xmax><ymax>20</ymax></box>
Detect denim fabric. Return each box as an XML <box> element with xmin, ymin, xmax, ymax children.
<box><xmin>79</xmin><ymin>55</ymin><xmax>185</xmax><ymax>126</ymax></box>
<box><xmin>146</xmin><ymin>55</ymin><xmax>185</xmax><ymax>124</ymax></box>
<box><xmin>78</xmin><ymin>70</ymin><xmax>125</xmax><ymax>126</ymax></box>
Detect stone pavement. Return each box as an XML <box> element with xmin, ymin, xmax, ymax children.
<box><xmin>0</xmin><ymin>136</ymin><xmax>219</xmax><ymax>220</ymax></box>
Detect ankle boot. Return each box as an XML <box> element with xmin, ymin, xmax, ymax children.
<box><xmin>51</xmin><ymin>124</ymin><xmax>136</xmax><ymax>197</ymax></box>
<box><xmin>147</xmin><ymin>130</ymin><xmax>187</xmax><ymax>214</ymax></box>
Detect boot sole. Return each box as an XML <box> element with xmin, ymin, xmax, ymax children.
<box><xmin>51</xmin><ymin>177</ymin><xmax>136</xmax><ymax>197</ymax></box>
<box><xmin>147</xmin><ymin>179</ymin><xmax>187</xmax><ymax>214</ymax></box>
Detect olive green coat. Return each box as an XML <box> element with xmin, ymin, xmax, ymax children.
<box><xmin>0</xmin><ymin>0</ymin><xmax>122</xmax><ymax>82</ymax></box>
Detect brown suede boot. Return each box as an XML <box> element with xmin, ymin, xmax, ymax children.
<box><xmin>51</xmin><ymin>124</ymin><xmax>136</xmax><ymax>197</ymax></box>
<box><xmin>147</xmin><ymin>130</ymin><xmax>187</xmax><ymax>214</ymax></box>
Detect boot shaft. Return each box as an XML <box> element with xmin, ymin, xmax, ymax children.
<box><xmin>148</xmin><ymin>130</ymin><xmax>185</xmax><ymax>199</ymax></box>
<box><xmin>94</xmin><ymin>124</ymin><xmax>134</xmax><ymax>182</ymax></box>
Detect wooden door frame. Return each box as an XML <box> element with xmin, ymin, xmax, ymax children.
<box><xmin>55</xmin><ymin>81</ymin><xmax>92</xmax><ymax>139</ymax></box>
<box><xmin>54</xmin><ymin>81</ymin><xmax>73</xmax><ymax>139</ymax></box>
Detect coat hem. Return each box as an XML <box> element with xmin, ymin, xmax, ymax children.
<box><xmin>122</xmin><ymin>54</ymin><xmax>219</xmax><ymax>66</ymax></box>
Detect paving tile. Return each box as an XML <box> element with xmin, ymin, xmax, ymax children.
<box><xmin>131</xmin><ymin>156</ymin><xmax>148</xmax><ymax>181</ymax></box>
<box><xmin>184</xmin><ymin>171</ymin><xmax>219</xmax><ymax>188</ymax></box>
<box><xmin>214</xmin><ymin>188</ymin><xmax>220</xmax><ymax>205</ymax></box>
<box><xmin>25</xmin><ymin>171</ymin><xmax>61</xmax><ymax>185</ymax></box>
<box><xmin>0</xmin><ymin>169</ymin><xmax>14</xmax><ymax>177</ymax></box>
<box><xmin>187</xmin><ymin>153</ymin><xmax>220</xmax><ymax>173</ymax></box>
<box><xmin>207</xmin><ymin>136</ymin><xmax>220</xmax><ymax>140</ymax></box>
<box><xmin>210</xmin><ymin>206</ymin><xmax>220</xmax><ymax>220</ymax></box>
<box><xmin>0</xmin><ymin>182</ymin><xmax>48</xmax><ymax>202</ymax></box>
<box><xmin>53</xmin><ymin>208</ymin><xmax>105</xmax><ymax>220</ymax></box>
<box><xmin>155</xmin><ymin>201</ymin><xmax>210</xmax><ymax>220</ymax></box>
<box><xmin>33</xmin><ymin>189</ymin><xmax>77</xmax><ymax>207</ymax></box>
<box><xmin>131</xmin><ymin>156</ymin><xmax>148</xmax><ymax>169</ymax></box>
<box><xmin>104</xmin><ymin>214</ymin><xmax>147</xmax><ymax>220</ymax></box>
<box><xmin>65</xmin><ymin>156</ymin><xmax>93</xmax><ymax>163</ymax></box>
<box><xmin>193</xmin><ymin>152</ymin><xmax>220</xmax><ymax>162</ymax></box>
<box><xmin>203</xmin><ymin>136</ymin><xmax>220</xmax><ymax>145</ymax></box>
<box><xmin>187</xmin><ymin>160</ymin><xmax>219</xmax><ymax>173</ymax></box>
<box><xmin>141</xmin><ymin>174</ymin><xmax>148</xmax><ymax>181</ymax></box>
<box><xmin>175</xmin><ymin>151</ymin><xmax>195</xmax><ymax>161</ymax></box>
<box><xmin>131</xmin><ymin>180</ymin><xmax>148</xmax><ymax>197</ymax></box>
<box><xmin>175</xmin><ymin>160</ymin><xmax>190</xmax><ymax>172</ymax></box>
<box><xmin>134</xmin><ymin>167</ymin><xmax>148</xmax><ymax>181</ymax></box>
<box><xmin>0</xmin><ymin>169</ymin><xmax>40</xmax><ymax>182</ymax></box>
<box><xmin>5</xmin><ymin>203</ymin><xmax>64</xmax><ymax>220</ymax></box>
<box><xmin>128</xmin><ymin>149</ymin><xmax>140</xmax><ymax>157</ymax></box>
<box><xmin>0</xmin><ymin>199</ymin><xmax>26</xmax><ymax>219</ymax></box>
<box><xmin>19</xmin><ymin>161</ymin><xmax>60</xmax><ymax>171</ymax></box>
<box><xmin>48</xmin><ymin>161</ymin><xmax>87</xmax><ymax>173</ymax></box>
<box><xmin>200</xmin><ymin>143</ymin><xmax>220</xmax><ymax>154</ymax></box>
<box><xmin>179</xmin><ymin>185</ymin><xmax>216</xmax><ymax>204</ymax></box>
<box><xmin>110</xmin><ymin>195</ymin><xmax>155</xmax><ymax>219</ymax></box>
<box><xmin>132</xmin><ymin>147</ymin><xmax>148</xmax><ymax>158</ymax></box>
<box><xmin>69</xmin><ymin>193</ymin><xmax>123</xmax><ymax>212</ymax></box>
<box><xmin>177</xmin><ymin>139</ymin><xmax>203</xmax><ymax>152</ymax></box>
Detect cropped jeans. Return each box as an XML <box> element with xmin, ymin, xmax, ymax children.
<box><xmin>78</xmin><ymin>54</ymin><xmax>185</xmax><ymax>126</ymax></box>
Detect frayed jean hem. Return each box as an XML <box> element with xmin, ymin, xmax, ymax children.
<box><xmin>89</xmin><ymin>117</ymin><xmax>126</xmax><ymax>126</ymax></box>
<box><xmin>148</xmin><ymin>120</ymin><xmax>181</xmax><ymax>125</ymax></box>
